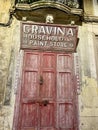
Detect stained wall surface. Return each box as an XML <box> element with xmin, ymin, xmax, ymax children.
<box><xmin>0</xmin><ymin>0</ymin><xmax>98</xmax><ymax>130</ymax></box>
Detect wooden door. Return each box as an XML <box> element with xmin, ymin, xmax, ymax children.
<box><xmin>57</xmin><ymin>54</ymin><xmax>75</xmax><ymax>130</ymax></box>
<box><xmin>13</xmin><ymin>51</ymin><xmax>78</xmax><ymax>130</ymax></box>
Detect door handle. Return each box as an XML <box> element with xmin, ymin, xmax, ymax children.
<box><xmin>42</xmin><ymin>100</ymin><xmax>49</xmax><ymax>106</ymax></box>
<box><xmin>39</xmin><ymin>100</ymin><xmax>49</xmax><ymax>106</ymax></box>
<box><xmin>39</xmin><ymin>75</ymin><xmax>43</xmax><ymax>85</ymax></box>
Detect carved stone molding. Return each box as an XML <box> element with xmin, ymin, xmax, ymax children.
<box><xmin>15</xmin><ymin>1</ymin><xmax>83</xmax><ymax>15</ymax></box>
<box><xmin>84</xmin><ymin>15</ymin><xmax>98</xmax><ymax>23</ymax></box>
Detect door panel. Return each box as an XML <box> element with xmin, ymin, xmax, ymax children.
<box><xmin>42</xmin><ymin>53</ymin><xmax>56</xmax><ymax>69</ymax></box>
<box><xmin>41</xmin><ymin>53</ymin><xmax>56</xmax><ymax>100</ymax></box>
<box><xmin>14</xmin><ymin>51</ymin><xmax>77</xmax><ymax>130</ymax></box>
<box><xmin>57</xmin><ymin>73</ymin><xmax>73</xmax><ymax>100</ymax></box>
<box><xmin>57</xmin><ymin>54</ymin><xmax>73</xmax><ymax>101</ymax></box>
<box><xmin>40</xmin><ymin>104</ymin><xmax>55</xmax><ymax>127</ymax></box>
<box><xmin>25</xmin><ymin>53</ymin><xmax>40</xmax><ymax>70</ymax></box>
<box><xmin>23</xmin><ymin>52</ymin><xmax>40</xmax><ymax>100</ymax></box>
<box><xmin>41</xmin><ymin>72</ymin><xmax>55</xmax><ymax>99</ymax></box>
<box><xmin>57</xmin><ymin>54</ymin><xmax>72</xmax><ymax>71</ymax></box>
<box><xmin>58</xmin><ymin>104</ymin><xmax>73</xmax><ymax>129</ymax></box>
<box><xmin>21</xmin><ymin>104</ymin><xmax>38</xmax><ymax>128</ymax></box>
<box><xmin>57</xmin><ymin>54</ymin><xmax>74</xmax><ymax>130</ymax></box>
<box><xmin>21</xmin><ymin>52</ymin><xmax>40</xmax><ymax>130</ymax></box>
<box><xmin>23</xmin><ymin>71</ymin><xmax>39</xmax><ymax>99</ymax></box>
<box><xmin>40</xmin><ymin>53</ymin><xmax>56</xmax><ymax>130</ymax></box>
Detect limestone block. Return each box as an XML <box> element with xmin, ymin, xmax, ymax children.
<box><xmin>80</xmin><ymin>108</ymin><xmax>98</xmax><ymax>116</ymax></box>
<box><xmin>81</xmin><ymin>86</ymin><xmax>98</xmax><ymax>107</ymax></box>
<box><xmin>80</xmin><ymin>117</ymin><xmax>98</xmax><ymax>130</ymax></box>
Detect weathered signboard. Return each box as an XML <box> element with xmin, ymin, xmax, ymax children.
<box><xmin>21</xmin><ymin>22</ymin><xmax>78</xmax><ymax>52</ymax></box>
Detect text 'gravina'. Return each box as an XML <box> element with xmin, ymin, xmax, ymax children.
<box><xmin>23</xmin><ymin>25</ymin><xmax>74</xmax><ymax>36</ymax></box>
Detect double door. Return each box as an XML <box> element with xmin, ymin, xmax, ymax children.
<box><xmin>13</xmin><ymin>51</ymin><xmax>78</xmax><ymax>130</ymax></box>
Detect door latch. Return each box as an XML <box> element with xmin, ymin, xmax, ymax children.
<box><xmin>42</xmin><ymin>100</ymin><xmax>49</xmax><ymax>106</ymax></box>
<box><xmin>39</xmin><ymin>100</ymin><xmax>49</xmax><ymax>106</ymax></box>
<box><xmin>39</xmin><ymin>75</ymin><xmax>43</xmax><ymax>85</ymax></box>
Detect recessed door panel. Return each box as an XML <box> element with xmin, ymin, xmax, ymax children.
<box><xmin>41</xmin><ymin>72</ymin><xmax>55</xmax><ymax>99</ymax></box>
<box><xmin>40</xmin><ymin>104</ymin><xmax>55</xmax><ymax>127</ymax></box>
<box><xmin>23</xmin><ymin>71</ymin><xmax>39</xmax><ymax>99</ymax></box>
<box><xmin>24</xmin><ymin>53</ymin><xmax>40</xmax><ymax>70</ymax></box>
<box><xmin>57</xmin><ymin>72</ymin><xmax>73</xmax><ymax>100</ymax></box>
<box><xmin>21</xmin><ymin>104</ymin><xmax>38</xmax><ymax>128</ymax></box>
<box><xmin>58</xmin><ymin>103</ymin><xmax>73</xmax><ymax>129</ymax></box>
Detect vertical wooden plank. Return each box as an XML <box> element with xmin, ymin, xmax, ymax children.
<box><xmin>23</xmin><ymin>52</ymin><xmax>40</xmax><ymax>100</ymax></box>
<box><xmin>57</xmin><ymin>54</ymin><xmax>74</xmax><ymax>130</ymax></box>
<box><xmin>40</xmin><ymin>53</ymin><xmax>56</xmax><ymax>130</ymax></box>
<box><xmin>20</xmin><ymin>51</ymin><xmax>40</xmax><ymax>130</ymax></box>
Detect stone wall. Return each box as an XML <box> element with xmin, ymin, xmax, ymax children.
<box><xmin>0</xmin><ymin>17</ymin><xmax>20</xmax><ymax>129</ymax></box>
<box><xmin>0</xmin><ymin>0</ymin><xmax>20</xmax><ymax>128</ymax></box>
<box><xmin>78</xmin><ymin>23</ymin><xmax>98</xmax><ymax>130</ymax></box>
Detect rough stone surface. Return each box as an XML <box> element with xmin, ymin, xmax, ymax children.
<box><xmin>0</xmin><ymin>19</ymin><xmax>20</xmax><ymax>128</ymax></box>
<box><xmin>78</xmin><ymin>24</ymin><xmax>98</xmax><ymax>130</ymax></box>
<box><xmin>0</xmin><ymin>1</ymin><xmax>20</xmax><ymax>129</ymax></box>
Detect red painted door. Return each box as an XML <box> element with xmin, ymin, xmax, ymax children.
<box><xmin>14</xmin><ymin>51</ymin><xmax>78</xmax><ymax>130</ymax></box>
<box><xmin>57</xmin><ymin>54</ymin><xmax>75</xmax><ymax>130</ymax></box>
